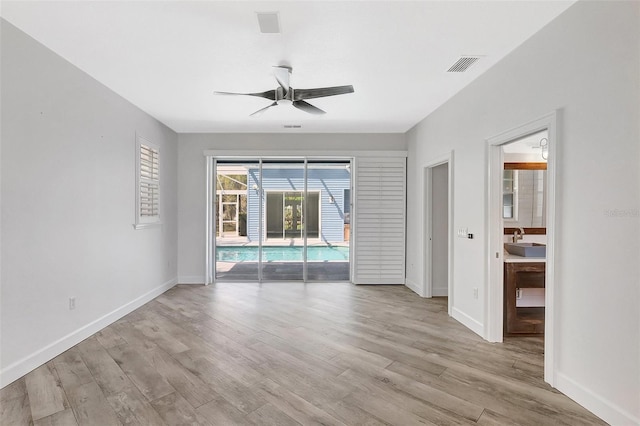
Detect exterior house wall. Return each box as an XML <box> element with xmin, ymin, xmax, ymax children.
<box><xmin>246</xmin><ymin>168</ymin><xmax>350</xmax><ymax>243</ymax></box>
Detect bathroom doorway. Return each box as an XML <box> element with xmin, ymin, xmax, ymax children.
<box><xmin>486</xmin><ymin>112</ymin><xmax>557</xmax><ymax>385</ymax></box>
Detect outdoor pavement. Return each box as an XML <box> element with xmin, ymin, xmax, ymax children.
<box><xmin>216</xmin><ymin>261</ymin><xmax>350</xmax><ymax>281</ymax></box>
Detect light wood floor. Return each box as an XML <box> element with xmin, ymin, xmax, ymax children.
<box><xmin>1</xmin><ymin>283</ymin><xmax>606</xmax><ymax>425</ymax></box>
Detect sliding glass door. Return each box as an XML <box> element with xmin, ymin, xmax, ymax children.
<box><xmin>214</xmin><ymin>161</ymin><xmax>259</xmax><ymax>281</ymax></box>
<box><xmin>261</xmin><ymin>160</ymin><xmax>304</xmax><ymax>281</ymax></box>
<box><xmin>266</xmin><ymin>191</ymin><xmax>319</xmax><ymax>239</ymax></box>
<box><xmin>305</xmin><ymin>161</ymin><xmax>351</xmax><ymax>281</ymax></box>
<box><xmin>212</xmin><ymin>157</ymin><xmax>351</xmax><ymax>282</ymax></box>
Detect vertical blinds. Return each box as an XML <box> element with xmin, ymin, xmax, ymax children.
<box><xmin>140</xmin><ymin>144</ymin><xmax>159</xmax><ymax>217</ymax></box>
<box><xmin>353</xmin><ymin>157</ymin><xmax>406</xmax><ymax>284</ymax></box>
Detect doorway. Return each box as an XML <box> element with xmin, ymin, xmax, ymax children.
<box><xmin>430</xmin><ymin>163</ymin><xmax>449</xmax><ymax>296</ymax></box>
<box><xmin>423</xmin><ymin>152</ymin><xmax>454</xmax><ymax>314</ymax></box>
<box><xmin>486</xmin><ymin>111</ymin><xmax>557</xmax><ymax>385</ymax></box>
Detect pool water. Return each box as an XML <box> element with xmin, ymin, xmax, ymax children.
<box><xmin>216</xmin><ymin>246</ymin><xmax>349</xmax><ymax>262</ymax></box>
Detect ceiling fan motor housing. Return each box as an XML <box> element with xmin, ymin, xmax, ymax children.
<box><xmin>275</xmin><ymin>86</ymin><xmax>293</xmax><ymax>105</ymax></box>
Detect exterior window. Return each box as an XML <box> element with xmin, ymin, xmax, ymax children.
<box><xmin>135</xmin><ymin>136</ymin><xmax>160</xmax><ymax>229</ymax></box>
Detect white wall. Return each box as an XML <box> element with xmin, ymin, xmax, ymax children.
<box><xmin>405</xmin><ymin>2</ymin><xmax>639</xmax><ymax>424</ymax></box>
<box><xmin>0</xmin><ymin>20</ymin><xmax>178</xmax><ymax>386</ymax></box>
<box><xmin>177</xmin><ymin>133</ymin><xmax>406</xmax><ymax>283</ymax></box>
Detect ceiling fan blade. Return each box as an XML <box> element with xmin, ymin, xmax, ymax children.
<box><xmin>250</xmin><ymin>102</ymin><xmax>278</xmax><ymax>117</ymax></box>
<box><xmin>293</xmin><ymin>100</ymin><xmax>326</xmax><ymax>115</ymax></box>
<box><xmin>214</xmin><ymin>90</ymin><xmax>276</xmax><ymax>101</ymax></box>
<box><xmin>294</xmin><ymin>85</ymin><xmax>354</xmax><ymax>100</ymax></box>
<box><xmin>273</xmin><ymin>66</ymin><xmax>291</xmax><ymax>92</ymax></box>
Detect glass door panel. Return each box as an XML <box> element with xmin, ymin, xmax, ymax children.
<box><xmin>306</xmin><ymin>161</ymin><xmax>351</xmax><ymax>281</ymax></box>
<box><xmin>261</xmin><ymin>161</ymin><xmax>304</xmax><ymax>281</ymax></box>
<box><xmin>306</xmin><ymin>192</ymin><xmax>320</xmax><ymax>238</ymax></box>
<box><xmin>215</xmin><ymin>161</ymin><xmax>258</xmax><ymax>281</ymax></box>
<box><xmin>266</xmin><ymin>192</ymin><xmax>283</xmax><ymax>238</ymax></box>
<box><xmin>284</xmin><ymin>192</ymin><xmax>303</xmax><ymax>239</ymax></box>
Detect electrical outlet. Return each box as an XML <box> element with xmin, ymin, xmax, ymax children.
<box><xmin>69</xmin><ymin>297</ymin><xmax>76</xmax><ymax>310</ymax></box>
<box><xmin>473</xmin><ymin>288</ymin><xmax>478</xmax><ymax>299</ymax></box>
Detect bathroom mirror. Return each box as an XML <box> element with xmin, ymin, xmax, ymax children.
<box><xmin>503</xmin><ymin>163</ymin><xmax>546</xmax><ymax>228</ymax></box>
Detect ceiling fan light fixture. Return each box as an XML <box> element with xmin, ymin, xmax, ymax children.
<box><xmin>256</xmin><ymin>12</ymin><xmax>280</xmax><ymax>34</ymax></box>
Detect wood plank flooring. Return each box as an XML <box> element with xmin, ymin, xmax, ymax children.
<box><xmin>1</xmin><ymin>283</ymin><xmax>606</xmax><ymax>425</ymax></box>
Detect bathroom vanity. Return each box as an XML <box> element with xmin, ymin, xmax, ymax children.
<box><xmin>504</xmin><ymin>254</ymin><xmax>545</xmax><ymax>335</ymax></box>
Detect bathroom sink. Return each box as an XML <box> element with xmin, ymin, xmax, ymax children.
<box><xmin>504</xmin><ymin>242</ymin><xmax>546</xmax><ymax>258</ymax></box>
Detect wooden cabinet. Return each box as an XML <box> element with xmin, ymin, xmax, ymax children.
<box><xmin>504</xmin><ymin>262</ymin><xmax>545</xmax><ymax>335</ymax></box>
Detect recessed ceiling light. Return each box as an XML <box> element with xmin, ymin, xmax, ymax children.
<box><xmin>256</xmin><ymin>12</ymin><xmax>280</xmax><ymax>34</ymax></box>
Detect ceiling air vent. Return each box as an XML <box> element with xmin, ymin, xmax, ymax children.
<box><xmin>447</xmin><ymin>56</ymin><xmax>480</xmax><ymax>72</ymax></box>
<box><xmin>256</xmin><ymin>12</ymin><xmax>281</xmax><ymax>34</ymax></box>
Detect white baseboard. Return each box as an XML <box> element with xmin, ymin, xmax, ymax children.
<box><xmin>0</xmin><ymin>278</ymin><xmax>177</xmax><ymax>388</ymax></box>
<box><xmin>432</xmin><ymin>287</ymin><xmax>448</xmax><ymax>297</ymax></box>
<box><xmin>354</xmin><ymin>279</ymin><xmax>405</xmax><ymax>285</ymax></box>
<box><xmin>556</xmin><ymin>372</ymin><xmax>639</xmax><ymax>425</ymax></box>
<box><xmin>405</xmin><ymin>278</ymin><xmax>425</xmax><ymax>297</ymax></box>
<box><xmin>451</xmin><ymin>307</ymin><xmax>484</xmax><ymax>337</ymax></box>
<box><xmin>178</xmin><ymin>275</ymin><xmax>205</xmax><ymax>284</ymax></box>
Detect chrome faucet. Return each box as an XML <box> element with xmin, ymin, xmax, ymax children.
<box><xmin>513</xmin><ymin>227</ymin><xmax>525</xmax><ymax>243</ymax></box>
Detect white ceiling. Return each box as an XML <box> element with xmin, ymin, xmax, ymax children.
<box><xmin>1</xmin><ymin>1</ymin><xmax>575</xmax><ymax>134</ymax></box>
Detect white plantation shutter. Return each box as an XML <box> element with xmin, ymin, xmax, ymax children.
<box><xmin>135</xmin><ymin>136</ymin><xmax>160</xmax><ymax>228</ymax></box>
<box><xmin>139</xmin><ymin>144</ymin><xmax>159</xmax><ymax>217</ymax></box>
<box><xmin>353</xmin><ymin>157</ymin><xmax>406</xmax><ymax>284</ymax></box>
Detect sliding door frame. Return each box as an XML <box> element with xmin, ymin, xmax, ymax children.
<box><xmin>206</xmin><ymin>154</ymin><xmax>358</xmax><ymax>283</ymax></box>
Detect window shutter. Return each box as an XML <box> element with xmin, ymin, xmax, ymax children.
<box><xmin>353</xmin><ymin>157</ymin><xmax>406</xmax><ymax>284</ymax></box>
<box><xmin>135</xmin><ymin>137</ymin><xmax>161</xmax><ymax>229</ymax></box>
<box><xmin>139</xmin><ymin>143</ymin><xmax>159</xmax><ymax>217</ymax></box>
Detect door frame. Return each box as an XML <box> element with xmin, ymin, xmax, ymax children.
<box><xmin>485</xmin><ymin>111</ymin><xmax>558</xmax><ymax>386</ymax></box>
<box><xmin>422</xmin><ymin>151</ymin><xmax>454</xmax><ymax>315</ymax></box>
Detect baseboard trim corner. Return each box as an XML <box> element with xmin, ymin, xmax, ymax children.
<box><xmin>556</xmin><ymin>371</ymin><xmax>639</xmax><ymax>426</ymax></box>
<box><xmin>405</xmin><ymin>278</ymin><xmax>425</xmax><ymax>297</ymax></box>
<box><xmin>0</xmin><ymin>277</ymin><xmax>177</xmax><ymax>388</ymax></box>
<box><xmin>451</xmin><ymin>307</ymin><xmax>484</xmax><ymax>337</ymax></box>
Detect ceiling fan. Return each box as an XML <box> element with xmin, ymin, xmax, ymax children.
<box><xmin>215</xmin><ymin>66</ymin><xmax>354</xmax><ymax>116</ymax></box>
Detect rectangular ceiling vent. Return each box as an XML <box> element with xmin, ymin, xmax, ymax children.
<box><xmin>256</xmin><ymin>12</ymin><xmax>281</xmax><ymax>34</ymax></box>
<box><xmin>447</xmin><ymin>56</ymin><xmax>480</xmax><ymax>72</ymax></box>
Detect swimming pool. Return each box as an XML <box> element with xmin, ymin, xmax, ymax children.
<box><xmin>216</xmin><ymin>246</ymin><xmax>349</xmax><ymax>262</ymax></box>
